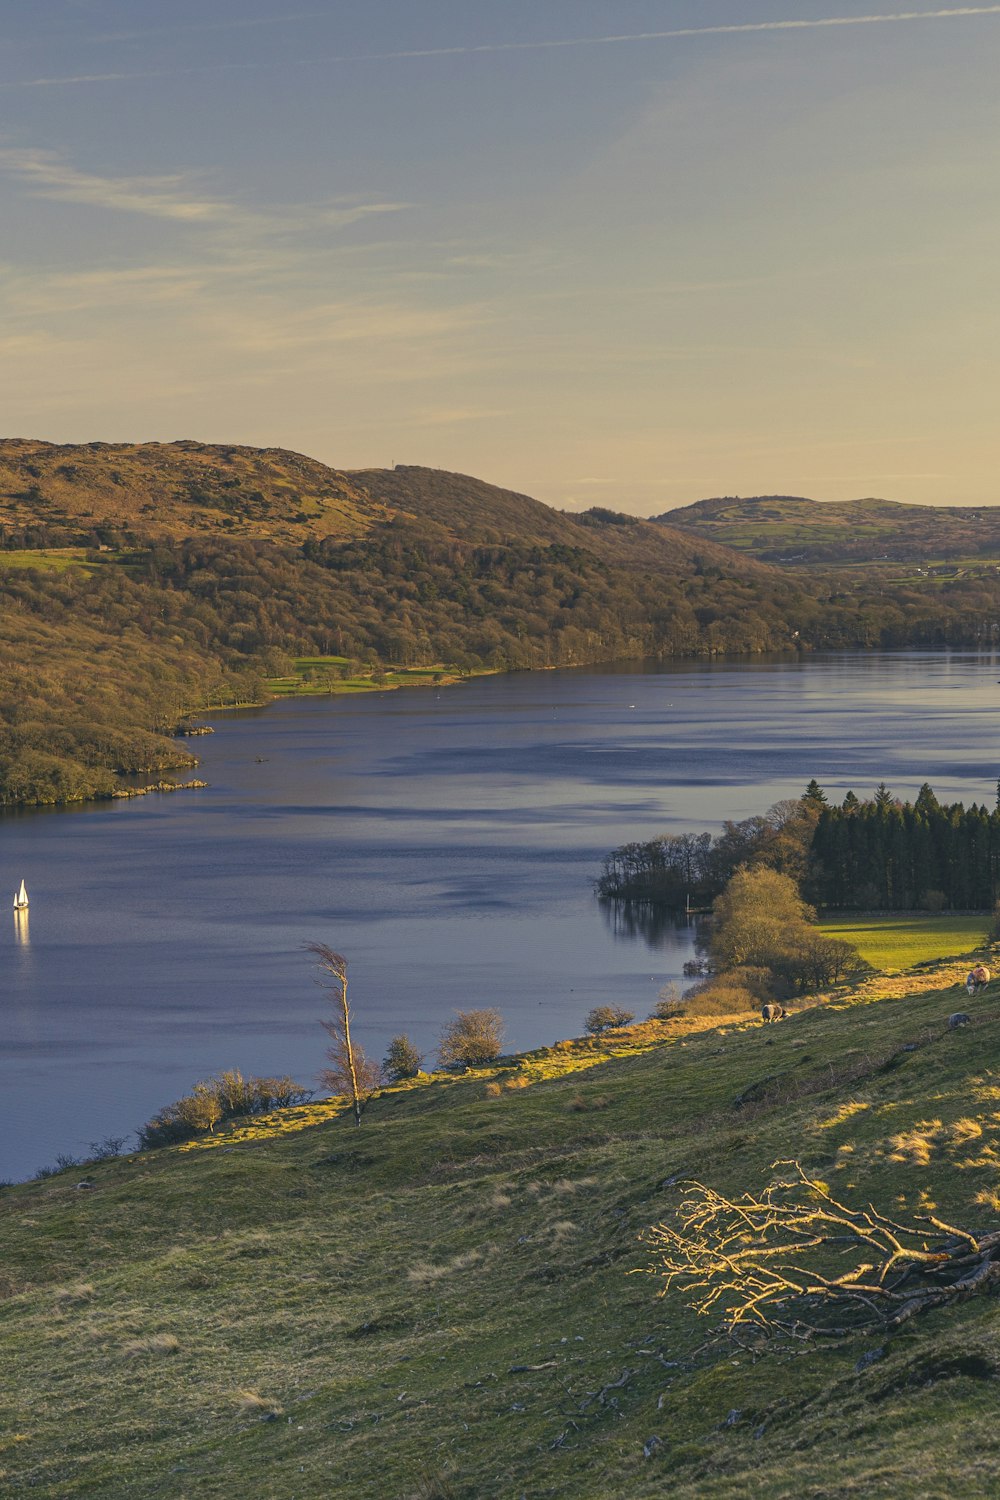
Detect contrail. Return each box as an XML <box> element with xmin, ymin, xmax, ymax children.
<box><xmin>5</xmin><ymin>7</ymin><xmax>1000</xmax><ymax>88</ymax></box>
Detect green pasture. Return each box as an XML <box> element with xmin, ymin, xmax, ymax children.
<box><xmin>265</xmin><ymin>655</ymin><xmax>466</xmax><ymax>697</ymax></box>
<box><xmin>0</xmin><ymin>548</ymin><xmax>95</xmax><ymax>574</ymax></box>
<box><xmin>821</xmin><ymin>912</ymin><xmax>992</xmax><ymax>972</ymax></box>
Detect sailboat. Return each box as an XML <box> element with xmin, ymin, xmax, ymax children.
<box><xmin>13</xmin><ymin>879</ymin><xmax>28</xmax><ymax>911</ymax></box>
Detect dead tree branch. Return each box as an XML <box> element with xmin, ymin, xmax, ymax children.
<box><xmin>643</xmin><ymin>1161</ymin><xmax>1000</xmax><ymax>1340</ymax></box>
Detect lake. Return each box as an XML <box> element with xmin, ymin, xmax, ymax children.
<box><xmin>3</xmin><ymin>650</ymin><xmax>999</xmax><ymax>1182</ymax></box>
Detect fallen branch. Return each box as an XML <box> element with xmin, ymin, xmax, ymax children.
<box><xmin>642</xmin><ymin>1161</ymin><xmax>1000</xmax><ymax>1340</ymax></box>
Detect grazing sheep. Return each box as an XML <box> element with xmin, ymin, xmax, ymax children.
<box><xmin>761</xmin><ymin>1003</ymin><xmax>786</xmax><ymax>1023</ymax></box>
<box><xmin>948</xmin><ymin>1012</ymin><xmax>972</xmax><ymax>1030</ymax></box>
<box><xmin>966</xmin><ymin>966</ymin><xmax>991</xmax><ymax>997</ymax></box>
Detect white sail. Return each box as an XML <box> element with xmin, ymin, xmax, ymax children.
<box><xmin>13</xmin><ymin>879</ymin><xmax>28</xmax><ymax>909</ymax></box>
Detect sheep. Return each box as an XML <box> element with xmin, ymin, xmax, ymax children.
<box><xmin>761</xmin><ymin>1003</ymin><xmax>786</xmax><ymax>1023</ymax></box>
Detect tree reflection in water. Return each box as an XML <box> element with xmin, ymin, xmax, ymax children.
<box><xmin>597</xmin><ymin>897</ymin><xmax>706</xmax><ymax>957</ymax></box>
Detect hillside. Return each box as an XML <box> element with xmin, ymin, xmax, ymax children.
<box><xmin>0</xmin><ymin>438</ymin><xmax>388</xmax><ymax>547</ymax></box>
<box><xmin>6</xmin><ymin>442</ymin><xmax>1000</xmax><ymax>809</ymax></box>
<box><xmin>4</xmin><ymin>956</ymin><xmax>1000</xmax><ymax>1496</ymax></box>
<box><xmin>657</xmin><ymin>494</ymin><xmax>1000</xmax><ymax>566</ymax></box>
<box><xmin>352</xmin><ymin>466</ymin><xmax>765</xmax><ymax>576</ymax></box>
<box><xmin>0</xmin><ymin>440</ymin><xmax>754</xmax><ymax>576</ymax></box>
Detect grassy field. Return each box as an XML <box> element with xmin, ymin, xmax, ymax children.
<box><xmin>5</xmin><ymin>951</ymin><xmax>1000</xmax><ymax>1496</ymax></box>
<box><xmin>265</xmin><ymin>655</ymin><xmax>477</xmax><ymax>697</ymax></box>
<box><xmin>821</xmin><ymin>913</ymin><xmax>992</xmax><ymax>972</ymax></box>
<box><xmin>0</xmin><ymin>547</ymin><xmax>96</xmax><ymax>574</ymax></box>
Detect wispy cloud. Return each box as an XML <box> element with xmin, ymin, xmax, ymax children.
<box><xmin>0</xmin><ymin>148</ymin><xmax>234</xmax><ymax>222</ymax></box>
<box><xmin>0</xmin><ymin>148</ymin><xmax>411</xmax><ymax>241</ymax></box>
<box><xmin>5</xmin><ymin>8</ymin><xmax>1000</xmax><ymax>88</ymax></box>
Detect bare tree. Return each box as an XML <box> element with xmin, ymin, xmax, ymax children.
<box><xmin>438</xmin><ymin>1008</ymin><xmax>505</xmax><ymax>1068</ymax></box>
<box><xmin>308</xmin><ymin>943</ymin><xmax>383</xmax><ymax>1127</ymax></box>
<box><xmin>644</xmin><ymin>1161</ymin><xmax>1000</xmax><ymax>1340</ymax></box>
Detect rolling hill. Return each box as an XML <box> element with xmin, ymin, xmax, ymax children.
<box><xmin>657</xmin><ymin>494</ymin><xmax>1000</xmax><ymax>567</ymax></box>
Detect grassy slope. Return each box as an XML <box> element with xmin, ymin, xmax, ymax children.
<box><xmin>5</xmin><ymin>953</ymin><xmax>1000</xmax><ymax>1497</ymax></box>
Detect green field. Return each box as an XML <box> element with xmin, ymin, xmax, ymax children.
<box><xmin>821</xmin><ymin>913</ymin><xmax>992</xmax><ymax>972</ymax></box>
<box><xmin>5</xmin><ymin>953</ymin><xmax>1000</xmax><ymax>1496</ymax></box>
<box><xmin>265</xmin><ymin>655</ymin><xmax>474</xmax><ymax>697</ymax></box>
<box><xmin>0</xmin><ymin>547</ymin><xmax>95</xmax><ymax>574</ymax></box>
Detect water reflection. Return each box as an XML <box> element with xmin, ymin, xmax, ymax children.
<box><xmin>599</xmin><ymin>897</ymin><xmax>700</xmax><ymax>953</ymax></box>
<box><xmin>13</xmin><ymin>907</ymin><xmax>29</xmax><ymax>947</ymax></box>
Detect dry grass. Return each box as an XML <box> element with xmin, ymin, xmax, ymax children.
<box><xmin>235</xmin><ymin>1389</ymin><xmax>282</xmax><ymax>1418</ymax></box>
<box><xmin>53</xmin><ymin>1284</ymin><xmax>94</xmax><ymax>1305</ymax></box>
<box><xmin>121</xmin><ymin>1333</ymin><xmax>181</xmax><ymax>1358</ymax></box>
<box><xmin>406</xmin><ymin>1248</ymin><xmax>490</xmax><ymax>1285</ymax></box>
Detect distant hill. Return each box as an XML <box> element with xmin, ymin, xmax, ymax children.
<box><xmin>351</xmin><ymin>465</ymin><xmax>769</xmax><ymax>576</ymax></box>
<box><xmin>655</xmin><ymin>494</ymin><xmax>1000</xmax><ymax>566</ymax></box>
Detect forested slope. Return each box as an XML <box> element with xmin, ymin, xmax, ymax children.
<box><xmin>4</xmin><ymin>442</ymin><xmax>1000</xmax><ymax>807</ymax></box>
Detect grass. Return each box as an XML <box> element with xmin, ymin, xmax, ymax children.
<box><xmin>265</xmin><ymin>656</ymin><xmax>486</xmax><ymax>697</ymax></box>
<box><xmin>0</xmin><ymin>548</ymin><xmax>95</xmax><ymax>574</ymax></box>
<box><xmin>4</xmin><ymin>956</ymin><xmax>1000</xmax><ymax>1496</ymax></box>
<box><xmin>821</xmin><ymin>913</ymin><xmax>992</xmax><ymax>972</ymax></box>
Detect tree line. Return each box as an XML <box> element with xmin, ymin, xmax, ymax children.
<box><xmin>808</xmin><ymin>782</ymin><xmax>1000</xmax><ymax>911</ymax></box>
<box><xmin>598</xmin><ymin>779</ymin><xmax>1000</xmax><ymax>914</ymax></box>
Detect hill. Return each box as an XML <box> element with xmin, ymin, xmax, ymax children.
<box><xmin>6</xmin><ymin>441</ymin><xmax>1000</xmax><ymax>809</ymax></box>
<box><xmin>3</xmin><ymin>954</ymin><xmax>1000</xmax><ymax>1496</ymax></box>
<box><xmin>656</xmin><ymin>494</ymin><xmax>1000</xmax><ymax>567</ymax></box>
<box><xmin>0</xmin><ymin>438</ymin><xmax>388</xmax><ymax>547</ymax></box>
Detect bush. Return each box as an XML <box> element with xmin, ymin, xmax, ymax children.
<box><xmin>585</xmin><ymin>1005</ymin><xmax>636</xmax><ymax>1035</ymax></box>
<box><xmin>137</xmin><ymin>1072</ymin><xmax>311</xmax><ymax>1150</ymax></box>
<box><xmin>681</xmin><ymin>978</ymin><xmax>760</xmax><ymax>1018</ymax></box>
<box><xmin>384</xmin><ymin>1034</ymin><xmax>424</xmax><ymax>1081</ymax></box>
<box><xmin>87</xmin><ymin>1135</ymin><xmax>131</xmax><ymax>1161</ymax></box>
<box><xmin>437</xmin><ymin>1009</ymin><xmax>505</xmax><ymax>1068</ymax></box>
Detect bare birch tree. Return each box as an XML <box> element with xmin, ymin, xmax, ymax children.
<box><xmin>308</xmin><ymin>943</ymin><xmax>383</xmax><ymax>1127</ymax></box>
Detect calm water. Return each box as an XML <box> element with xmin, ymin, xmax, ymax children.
<box><xmin>3</xmin><ymin>651</ymin><xmax>999</xmax><ymax>1181</ymax></box>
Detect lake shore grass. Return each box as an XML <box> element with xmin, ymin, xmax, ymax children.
<box><xmin>5</xmin><ymin>951</ymin><xmax>1000</xmax><ymax>1496</ymax></box>
<box><xmin>264</xmin><ymin>654</ymin><xmax>495</xmax><ymax>698</ymax></box>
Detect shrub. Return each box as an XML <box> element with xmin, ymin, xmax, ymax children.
<box><xmin>87</xmin><ymin>1135</ymin><xmax>131</xmax><ymax>1161</ymax></box>
<box><xmin>137</xmin><ymin>1071</ymin><xmax>311</xmax><ymax>1150</ymax></box>
<box><xmin>585</xmin><ymin>1005</ymin><xmax>636</xmax><ymax>1035</ymax></box>
<box><xmin>681</xmin><ymin>977</ymin><xmax>760</xmax><ymax>1018</ymax></box>
<box><xmin>384</xmin><ymin>1034</ymin><xmax>424</xmax><ymax>1081</ymax></box>
<box><xmin>438</xmin><ymin>1009</ymin><xmax>505</xmax><ymax>1067</ymax></box>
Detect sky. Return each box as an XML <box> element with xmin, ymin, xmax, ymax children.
<box><xmin>2</xmin><ymin>2</ymin><xmax>999</xmax><ymax>513</ymax></box>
